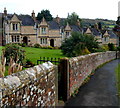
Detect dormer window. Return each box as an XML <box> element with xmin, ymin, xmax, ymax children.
<box><xmin>104</xmin><ymin>37</ymin><xmax>109</xmax><ymax>42</ymax></box>
<box><xmin>41</xmin><ymin>27</ymin><xmax>46</xmax><ymax>34</ymax></box>
<box><xmin>13</xmin><ymin>23</ymin><xmax>18</xmax><ymax>31</ymax></box>
<box><xmin>66</xmin><ymin>31</ymin><xmax>70</xmax><ymax>37</ymax></box>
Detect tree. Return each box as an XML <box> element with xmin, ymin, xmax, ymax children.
<box><xmin>61</xmin><ymin>32</ymin><xmax>99</xmax><ymax>57</ymax></box>
<box><xmin>36</xmin><ymin>9</ymin><xmax>53</xmax><ymax>21</ymax></box>
<box><xmin>64</xmin><ymin>12</ymin><xmax>82</xmax><ymax>26</ymax></box>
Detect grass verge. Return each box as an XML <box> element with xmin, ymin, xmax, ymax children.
<box><xmin>115</xmin><ymin>64</ymin><xmax>120</xmax><ymax>97</ymax></box>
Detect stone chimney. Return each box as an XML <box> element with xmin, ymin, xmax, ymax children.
<box><xmin>31</xmin><ymin>10</ymin><xmax>36</xmax><ymax>21</ymax></box>
<box><xmin>56</xmin><ymin>15</ymin><xmax>60</xmax><ymax>24</ymax></box>
<box><xmin>94</xmin><ymin>23</ymin><xmax>98</xmax><ymax>30</ymax></box>
<box><xmin>76</xmin><ymin>19</ymin><xmax>80</xmax><ymax>27</ymax></box>
<box><xmin>4</xmin><ymin>7</ymin><xmax>7</xmax><ymax>17</ymax></box>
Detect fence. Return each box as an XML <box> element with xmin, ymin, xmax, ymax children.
<box><xmin>37</xmin><ymin>57</ymin><xmax>60</xmax><ymax>65</ymax></box>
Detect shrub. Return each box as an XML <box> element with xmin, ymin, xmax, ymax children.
<box><xmin>41</xmin><ymin>46</ymin><xmax>54</xmax><ymax>49</ymax></box>
<box><xmin>101</xmin><ymin>45</ymin><xmax>109</xmax><ymax>51</ymax></box>
<box><xmin>3</xmin><ymin>44</ymin><xmax>25</xmax><ymax>65</ymax></box>
<box><xmin>108</xmin><ymin>43</ymin><xmax>115</xmax><ymax>51</ymax></box>
<box><xmin>81</xmin><ymin>47</ymin><xmax>91</xmax><ymax>55</ymax></box>
<box><xmin>34</xmin><ymin>43</ymin><xmax>41</xmax><ymax>48</ymax></box>
<box><xmin>117</xmin><ymin>46</ymin><xmax>120</xmax><ymax>51</ymax></box>
<box><xmin>61</xmin><ymin>32</ymin><xmax>99</xmax><ymax>57</ymax></box>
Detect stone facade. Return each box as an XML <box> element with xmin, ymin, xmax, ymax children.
<box><xmin>68</xmin><ymin>51</ymin><xmax>119</xmax><ymax>96</ymax></box>
<box><xmin>0</xmin><ymin>62</ymin><xmax>58</xmax><ymax>107</ymax></box>
<box><xmin>1</xmin><ymin>8</ymin><xmax>118</xmax><ymax>47</ymax></box>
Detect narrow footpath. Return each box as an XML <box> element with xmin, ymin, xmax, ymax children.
<box><xmin>65</xmin><ymin>59</ymin><xmax>120</xmax><ymax>107</ymax></box>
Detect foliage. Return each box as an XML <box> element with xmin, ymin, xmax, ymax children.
<box><xmin>117</xmin><ymin>46</ymin><xmax>120</xmax><ymax>51</ymax></box>
<box><xmin>36</xmin><ymin>9</ymin><xmax>53</xmax><ymax>21</ymax></box>
<box><xmin>34</xmin><ymin>43</ymin><xmax>41</xmax><ymax>48</ymax></box>
<box><xmin>41</xmin><ymin>46</ymin><xmax>54</xmax><ymax>49</ymax></box>
<box><xmin>18</xmin><ymin>43</ymin><xmax>27</xmax><ymax>47</ymax></box>
<box><xmin>64</xmin><ymin>12</ymin><xmax>82</xmax><ymax>26</ymax></box>
<box><xmin>81</xmin><ymin>47</ymin><xmax>91</xmax><ymax>55</ymax></box>
<box><xmin>108</xmin><ymin>43</ymin><xmax>115</xmax><ymax>51</ymax></box>
<box><xmin>61</xmin><ymin>32</ymin><xmax>99</xmax><ymax>57</ymax></box>
<box><xmin>3</xmin><ymin>44</ymin><xmax>25</xmax><ymax>65</ymax></box>
<box><xmin>100</xmin><ymin>45</ymin><xmax>109</xmax><ymax>51</ymax></box>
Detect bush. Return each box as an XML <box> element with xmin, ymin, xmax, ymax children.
<box><xmin>18</xmin><ymin>43</ymin><xmax>27</xmax><ymax>47</ymax></box>
<box><xmin>3</xmin><ymin>44</ymin><xmax>25</xmax><ymax>65</ymax></box>
<box><xmin>61</xmin><ymin>32</ymin><xmax>99</xmax><ymax>57</ymax></box>
<box><xmin>34</xmin><ymin>43</ymin><xmax>41</xmax><ymax>48</ymax></box>
<box><xmin>108</xmin><ymin>43</ymin><xmax>115</xmax><ymax>51</ymax></box>
<box><xmin>81</xmin><ymin>47</ymin><xmax>91</xmax><ymax>55</ymax></box>
<box><xmin>117</xmin><ymin>46</ymin><xmax>120</xmax><ymax>51</ymax></box>
<box><xmin>41</xmin><ymin>46</ymin><xmax>54</xmax><ymax>49</ymax></box>
<box><xmin>100</xmin><ymin>45</ymin><xmax>109</xmax><ymax>51</ymax></box>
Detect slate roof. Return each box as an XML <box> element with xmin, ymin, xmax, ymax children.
<box><xmin>48</xmin><ymin>21</ymin><xmax>59</xmax><ymax>29</ymax></box>
<box><xmin>71</xmin><ymin>25</ymin><xmax>82</xmax><ymax>32</ymax></box>
<box><xmin>18</xmin><ymin>15</ymin><xmax>35</xmax><ymax>26</ymax></box>
<box><xmin>4</xmin><ymin>14</ymin><xmax>35</xmax><ymax>26</ymax></box>
<box><xmin>83</xmin><ymin>27</ymin><xmax>101</xmax><ymax>36</ymax></box>
<box><xmin>101</xmin><ymin>30</ymin><xmax>117</xmax><ymax>39</ymax></box>
<box><xmin>108</xmin><ymin>31</ymin><xmax>117</xmax><ymax>39</ymax></box>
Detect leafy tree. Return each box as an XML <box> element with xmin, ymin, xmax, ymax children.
<box><xmin>64</xmin><ymin>12</ymin><xmax>82</xmax><ymax>26</ymax></box>
<box><xmin>36</xmin><ymin>9</ymin><xmax>53</xmax><ymax>21</ymax></box>
<box><xmin>61</xmin><ymin>32</ymin><xmax>99</xmax><ymax>57</ymax></box>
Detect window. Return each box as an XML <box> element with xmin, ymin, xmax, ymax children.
<box><xmin>66</xmin><ymin>32</ymin><xmax>70</xmax><ymax>37</ymax></box>
<box><xmin>104</xmin><ymin>37</ymin><xmax>109</xmax><ymax>42</ymax></box>
<box><xmin>40</xmin><ymin>38</ymin><xmax>47</xmax><ymax>44</ymax></box>
<box><xmin>11</xmin><ymin>36</ymin><xmax>19</xmax><ymax>42</ymax></box>
<box><xmin>13</xmin><ymin>23</ymin><xmax>18</xmax><ymax>31</ymax></box>
<box><xmin>41</xmin><ymin>27</ymin><xmax>46</xmax><ymax>34</ymax></box>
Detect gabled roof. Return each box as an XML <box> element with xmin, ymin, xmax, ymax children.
<box><xmin>18</xmin><ymin>15</ymin><xmax>35</xmax><ymax>26</ymax></box>
<box><xmin>70</xmin><ymin>25</ymin><xmax>82</xmax><ymax>32</ymax></box>
<box><xmin>48</xmin><ymin>21</ymin><xmax>59</xmax><ymax>30</ymax></box>
<box><xmin>4</xmin><ymin>14</ymin><xmax>35</xmax><ymax>26</ymax></box>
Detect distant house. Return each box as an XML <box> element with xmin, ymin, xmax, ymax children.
<box><xmin>0</xmin><ymin>8</ymin><xmax>118</xmax><ymax>47</ymax></box>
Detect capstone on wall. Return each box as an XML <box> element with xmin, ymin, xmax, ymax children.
<box><xmin>0</xmin><ymin>62</ymin><xmax>58</xmax><ymax>107</ymax></box>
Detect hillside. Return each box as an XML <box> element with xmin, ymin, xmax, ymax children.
<box><xmin>81</xmin><ymin>18</ymin><xmax>116</xmax><ymax>28</ymax></box>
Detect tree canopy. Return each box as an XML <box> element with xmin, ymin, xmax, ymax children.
<box><xmin>61</xmin><ymin>32</ymin><xmax>99</xmax><ymax>57</ymax></box>
<box><xmin>64</xmin><ymin>12</ymin><xmax>82</xmax><ymax>26</ymax></box>
<box><xmin>36</xmin><ymin>9</ymin><xmax>53</xmax><ymax>21</ymax></box>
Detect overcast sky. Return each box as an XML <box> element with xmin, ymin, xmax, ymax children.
<box><xmin>0</xmin><ymin>0</ymin><xmax>119</xmax><ymax>21</ymax></box>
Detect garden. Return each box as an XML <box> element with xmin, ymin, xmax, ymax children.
<box><xmin>0</xmin><ymin>32</ymin><xmax>119</xmax><ymax>77</ymax></box>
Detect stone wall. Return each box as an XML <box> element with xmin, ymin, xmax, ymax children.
<box><xmin>0</xmin><ymin>62</ymin><xmax>58</xmax><ymax>107</ymax></box>
<box><xmin>69</xmin><ymin>51</ymin><xmax>119</xmax><ymax>96</ymax></box>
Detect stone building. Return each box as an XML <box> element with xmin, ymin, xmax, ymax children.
<box><xmin>0</xmin><ymin>8</ymin><xmax>118</xmax><ymax>47</ymax></box>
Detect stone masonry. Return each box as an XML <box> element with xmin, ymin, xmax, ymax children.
<box><xmin>0</xmin><ymin>62</ymin><xmax>58</xmax><ymax>107</ymax></box>
<box><xmin>68</xmin><ymin>51</ymin><xmax>119</xmax><ymax>96</ymax></box>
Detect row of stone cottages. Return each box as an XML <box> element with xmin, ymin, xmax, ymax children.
<box><xmin>0</xmin><ymin>8</ymin><xmax>118</xmax><ymax>47</ymax></box>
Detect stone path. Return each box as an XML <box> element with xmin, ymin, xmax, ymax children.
<box><xmin>65</xmin><ymin>59</ymin><xmax>120</xmax><ymax>107</ymax></box>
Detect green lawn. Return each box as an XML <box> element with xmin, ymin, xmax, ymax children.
<box><xmin>115</xmin><ymin>64</ymin><xmax>120</xmax><ymax>97</ymax></box>
<box><xmin>23</xmin><ymin>47</ymin><xmax>66</xmax><ymax>64</ymax></box>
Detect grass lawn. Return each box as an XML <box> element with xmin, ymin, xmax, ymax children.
<box><xmin>22</xmin><ymin>47</ymin><xmax>66</xmax><ymax>65</ymax></box>
<box><xmin>115</xmin><ymin>63</ymin><xmax>120</xmax><ymax>97</ymax></box>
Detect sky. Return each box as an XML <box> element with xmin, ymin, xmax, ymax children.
<box><xmin>0</xmin><ymin>0</ymin><xmax>119</xmax><ymax>21</ymax></box>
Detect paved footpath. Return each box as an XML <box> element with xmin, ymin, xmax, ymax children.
<box><xmin>65</xmin><ymin>59</ymin><xmax>120</xmax><ymax>107</ymax></box>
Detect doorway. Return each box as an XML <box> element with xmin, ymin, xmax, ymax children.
<box><xmin>23</xmin><ymin>36</ymin><xmax>28</xmax><ymax>45</ymax></box>
<box><xmin>50</xmin><ymin>39</ymin><xmax>54</xmax><ymax>47</ymax></box>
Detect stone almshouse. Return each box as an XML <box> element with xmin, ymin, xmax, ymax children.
<box><xmin>0</xmin><ymin>8</ymin><xmax>118</xmax><ymax>47</ymax></box>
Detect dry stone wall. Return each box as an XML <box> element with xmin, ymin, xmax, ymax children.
<box><xmin>0</xmin><ymin>62</ymin><xmax>58</xmax><ymax>107</ymax></box>
<box><xmin>69</xmin><ymin>51</ymin><xmax>119</xmax><ymax>96</ymax></box>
